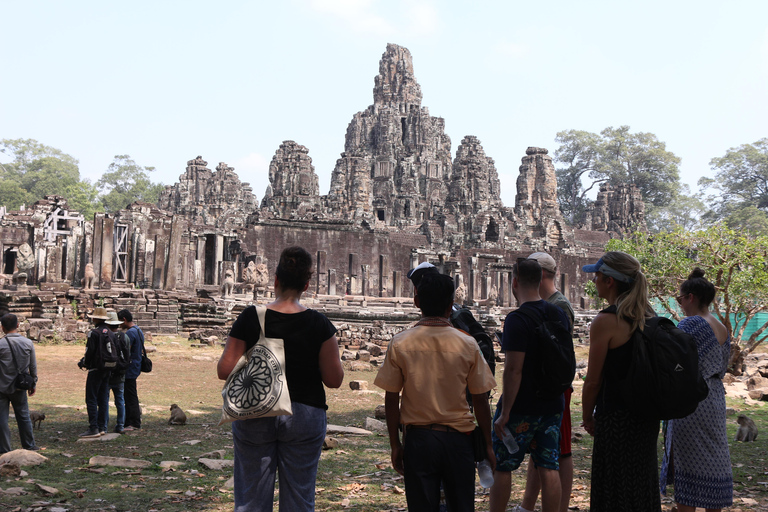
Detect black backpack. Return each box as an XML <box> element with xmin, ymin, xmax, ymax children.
<box><xmin>92</xmin><ymin>327</ymin><xmax>120</xmax><ymax>370</ymax></box>
<box><xmin>516</xmin><ymin>305</ymin><xmax>576</xmax><ymax>400</ymax></box>
<box><xmin>621</xmin><ymin>316</ymin><xmax>709</xmax><ymax>420</ymax></box>
<box><xmin>450</xmin><ymin>307</ymin><xmax>496</xmax><ymax>376</ymax></box>
<box><xmin>113</xmin><ymin>330</ymin><xmax>131</xmax><ymax>372</ymax></box>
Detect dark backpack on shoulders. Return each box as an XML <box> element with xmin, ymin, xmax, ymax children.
<box><xmin>450</xmin><ymin>307</ymin><xmax>496</xmax><ymax>376</ymax></box>
<box><xmin>93</xmin><ymin>327</ymin><xmax>120</xmax><ymax>370</ymax></box>
<box><xmin>621</xmin><ymin>316</ymin><xmax>709</xmax><ymax>420</ymax></box>
<box><xmin>516</xmin><ymin>305</ymin><xmax>576</xmax><ymax>400</ymax></box>
<box><xmin>113</xmin><ymin>330</ymin><xmax>131</xmax><ymax>372</ymax></box>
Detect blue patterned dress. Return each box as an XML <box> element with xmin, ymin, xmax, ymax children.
<box><xmin>660</xmin><ymin>316</ymin><xmax>733</xmax><ymax>508</ymax></box>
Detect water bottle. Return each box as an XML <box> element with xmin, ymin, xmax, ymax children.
<box><xmin>476</xmin><ymin>459</ymin><xmax>494</xmax><ymax>488</ymax></box>
<box><xmin>502</xmin><ymin>427</ymin><xmax>519</xmax><ymax>454</ymax></box>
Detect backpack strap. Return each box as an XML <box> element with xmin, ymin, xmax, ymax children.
<box><xmin>4</xmin><ymin>336</ymin><xmax>22</xmax><ymax>375</ymax></box>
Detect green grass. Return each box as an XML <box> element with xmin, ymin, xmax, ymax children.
<box><xmin>2</xmin><ymin>340</ymin><xmax>766</xmax><ymax>511</ymax></box>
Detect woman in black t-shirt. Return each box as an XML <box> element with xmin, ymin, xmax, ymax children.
<box><xmin>217</xmin><ymin>247</ymin><xmax>344</xmax><ymax>512</ymax></box>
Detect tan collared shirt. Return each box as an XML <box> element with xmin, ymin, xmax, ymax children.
<box><xmin>374</xmin><ymin>323</ymin><xmax>496</xmax><ymax>433</ymax></box>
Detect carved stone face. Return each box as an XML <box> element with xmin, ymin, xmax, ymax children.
<box><xmin>17</xmin><ymin>243</ymin><xmax>35</xmax><ymax>271</ymax></box>
<box><xmin>254</xmin><ymin>263</ymin><xmax>269</xmax><ymax>287</ymax></box>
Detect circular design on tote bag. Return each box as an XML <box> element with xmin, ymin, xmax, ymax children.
<box><xmin>224</xmin><ymin>345</ymin><xmax>284</xmax><ymax>418</ymax></box>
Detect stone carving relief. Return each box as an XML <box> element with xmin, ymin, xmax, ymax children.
<box><xmin>13</xmin><ymin>243</ymin><xmax>35</xmax><ymax>285</ymax></box>
<box><xmin>82</xmin><ymin>262</ymin><xmax>96</xmax><ymax>289</ymax></box>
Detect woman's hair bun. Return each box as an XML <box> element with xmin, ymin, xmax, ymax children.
<box><xmin>688</xmin><ymin>267</ymin><xmax>705</xmax><ymax>280</ymax></box>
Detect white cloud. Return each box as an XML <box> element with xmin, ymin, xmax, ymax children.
<box><xmin>309</xmin><ymin>0</ymin><xmax>394</xmax><ymax>35</ymax></box>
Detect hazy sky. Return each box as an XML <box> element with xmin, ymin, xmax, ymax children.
<box><xmin>2</xmin><ymin>0</ymin><xmax>767</xmax><ymax>206</ymax></box>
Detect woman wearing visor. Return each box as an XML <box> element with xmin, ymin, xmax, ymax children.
<box><xmin>581</xmin><ymin>251</ymin><xmax>660</xmax><ymax>512</ymax></box>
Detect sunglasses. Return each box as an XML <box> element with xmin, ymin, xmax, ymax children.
<box><xmin>675</xmin><ymin>293</ymin><xmax>689</xmax><ymax>305</ymax></box>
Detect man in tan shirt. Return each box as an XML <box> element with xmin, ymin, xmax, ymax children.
<box><xmin>375</xmin><ymin>273</ymin><xmax>496</xmax><ymax>511</ymax></box>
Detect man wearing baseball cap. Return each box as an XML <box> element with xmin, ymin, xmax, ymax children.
<box><xmin>514</xmin><ymin>252</ymin><xmax>575</xmax><ymax>512</ymax></box>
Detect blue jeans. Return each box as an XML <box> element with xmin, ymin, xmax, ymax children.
<box><xmin>110</xmin><ymin>382</ymin><xmax>125</xmax><ymax>429</ymax></box>
<box><xmin>0</xmin><ymin>388</ymin><xmax>36</xmax><ymax>453</ymax></box>
<box><xmin>232</xmin><ymin>402</ymin><xmax>327</xmax><ymax>512</ymax></box>
<box><xmin>85</xmin><ymin>370</ymin><xmax>110</xmax><ymax>431</ymax></box>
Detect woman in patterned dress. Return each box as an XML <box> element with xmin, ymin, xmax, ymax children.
<box><xmin>581</xmin><ymin>251</ymin><xmax>660</xmax><ymax>512</ymax></box>
<box><xmin>660</xmin><ymin>268</ymin><xmax>733</xmax><ymax>511</ymax></box>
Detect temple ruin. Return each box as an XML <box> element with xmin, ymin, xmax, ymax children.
<box><xmin>0</xmin><ymin>43</ymin><xmax>644</xmax><ymax>343</ymax></box>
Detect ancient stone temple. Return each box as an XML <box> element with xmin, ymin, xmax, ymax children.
<box><xmin>0</xmin><ymin>43</ymin><xmax>646</xmax><ymax>339</ymax></box>
<box><xmin>591</xmin><ymin>182</ymin><xmax>645</xmax><ymax>234</ymax></box>
<box><xmin>327</xmin><ymin>44</ymin><xmax>453</xmax><ymax>226</ymax></box>
<box><xmin>261</xmin><ymin>141</ymin><xmax>323</xmax><ymax>220</ymax></box>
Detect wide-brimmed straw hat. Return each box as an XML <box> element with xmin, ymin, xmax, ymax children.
<box><xmin>105</xmin><ymin>311</ymin><xmax>123</xmax><ymax>326</ymax></box>
<box><xmin>90</xmin><ymin>307</ymin><xmax>109</xmax><ymax>320</ymax></box>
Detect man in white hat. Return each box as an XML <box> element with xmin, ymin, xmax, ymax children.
<box><xmin>78</xmin><ymin>307</ymin><xmax>115</xmax><ymax>438</ymax></box>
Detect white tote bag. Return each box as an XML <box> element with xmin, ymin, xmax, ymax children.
<box><xmin>219</xmin><ymin>306</ymin><xmax>292</xmax><ymax>424</ymax></box>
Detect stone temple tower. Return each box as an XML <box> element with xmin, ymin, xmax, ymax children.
<box><xmin>326</xmin><ymin>43</ymin><xmax>453</xmax><ymax>226</ymax></box>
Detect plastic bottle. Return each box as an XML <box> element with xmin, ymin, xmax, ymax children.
<box><xmin>501</xmin><ymin>427</ymin><xmax>519</xmax><ymax>454</ymax></box>
<box><xmin>476</xmin><ymin>459</ymin><xmax>494</xmax><ymax>488</ymax></box>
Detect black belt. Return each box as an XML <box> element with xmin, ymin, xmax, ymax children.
<box><xmin>406</xmin><ymin>423</ymin><xmax>462</xmax><ymax>433</ymax></box>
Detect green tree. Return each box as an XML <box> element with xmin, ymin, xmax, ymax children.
<box><xmin>644</xmin><ymin>185</ymin><xmax>707</xmax><ymax>233</ymax></box>
<box><xmin>701</xmin><ymin>138</ymin><xmax>768</xmax><ymax>232</ymax></box>
<box><xmin>554</xmin><ymin>126</ymin><xmax>682</xmax><ymax>225</ymax></box>
<box><xmin>0</xmin><ymin>138</ymin><xmax>98</xmax><ymax>216</ymax></box>
<box><xmin>608</xmin><ymin>225</ymin><xmax>768</xmax><ymax>374</ymax></box>
<box><xmin>96</xmin><ymin>155</ymin><xmax>165</xmax><ymax>213</ymax></box>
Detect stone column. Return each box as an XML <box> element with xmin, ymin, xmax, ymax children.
<box><xmin>152</xmin><ymin>235</ymin><xmax>166</xmax><ymax>289</ymax></box>
<box><xmin>560</xmin><ymin>272</ymin><xmax>570</xmax><ymax>302</ymax></box>
<box><xmin>468</xmin><ymin>257</ymin><xmax>477</xmax><ymax>303</ymax></box>
<box><xmin>65</xmin><ymin>234</ymin><xmax>78</xmax><ymax>284</ymax></box>
<box><xmin>348</xmin><ymin>253</ymin><xmax>359</xmax><ymax>295</ymax></box>
<box><xmin>214</xmin><ymin>235</ymin><xmax>225</xmax><ymax>286</ymax></box>
<box><xmin>410</xmin><ymin>252</ymin><xmax>419</xmax><ymax>271</ymax></box>
<box><xmin>100</xmin><ymin>216</ymin><xmax>114</xmax><ymax>289</ymax></box>
<box><xmin>361</xmin><ymin>264</ymin><xmax>370</xmax><ymax>297</ymax></box>
<box><xmin>392</xmin><ymin>270</ymin><xmax>402</xmax><ymax>298</ymax></box>
<box><xmin>482</xmin><ymin>270</ymin><xmax>489</xmax><ymax>300</ymax></box>
<box><xmin>316</xmin><ymin>250</ymin><xmax>327</xmax><ymax>294</ymax></box>
<box><xmin>379</xmin><ymin>254</ymin><xmax>389</xmax><ymax>297</ymax></box>
<box><xmin>508</xmin><ymin>271</ymin><xmax>515</xmax><ymax>306</ymax></box>
<box><xmin>499</xmin><ymin>271</ymin><xmax>507</xmax><ymax>307</ymax></box>
<box><xmin>164</xmin><ymin>216</ymin><xmax>183</xmax><ymax>290</ymax></box>
<box><xmin>328</xmin><ymin>268</ymin><xmax>336</xmax><ymax>296</ymax></box>
<box><xmin>92</xmin><ymin>214</ymin><xmax>104</xmax><ymax>287</ymax></box>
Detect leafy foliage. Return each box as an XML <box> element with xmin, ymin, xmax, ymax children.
<box><xmin>608</xmin><ymin>225</ymin><xmax>768</xmax><ymax>374</ymax></box>
<box><xmin>701</xmin><ymin>138</ymin><xmax>768</xmax><ymax>233</ymax></box>
<box><xmin>0</xmin><ymin>138</ymin><xmax>98</xmax><ymax>217</ymax></box>
<box><xmin>644</xmin><ymin>184</ymin><xmax>708</xmax><ymax>233</ymax></box>
<box><xmin>96</xmin><ymin>155</ymin><xmax>165</xmax><ymax>213</ymax></box>
<box><xmin>554</xmin><ymin>126</ymin><xmax>681</xmax><ymax>225</ymax></box>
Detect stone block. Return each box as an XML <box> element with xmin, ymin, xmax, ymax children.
<box><xmin>349</xmin><ymin>380</ymin><xmax>368</xmax><ymax>391</ymax></box>
<box><xmin>747</xmin><ymin>376</ymin><xmax>768</xmax><ymax>390</ymax></box>
<box><xmin>356</xmin><ymin>350</ymin><xmax>371</xmax><ymax>362</ymax></box>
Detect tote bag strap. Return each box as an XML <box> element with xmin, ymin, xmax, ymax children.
<box><xmin>256</xmin><ymin>306</ymin><xmax>268</xmax><ymax>345</ymax></box>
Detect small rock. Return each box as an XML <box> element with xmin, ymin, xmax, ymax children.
<box><xmin>323</xmin><ymin>436</ymin><xmax>339</xmax><ymax>450</ymax></box>
<box><xmin>747</xmin><ymin>376</ymin><xmax>768</xmax><ymax>390</ymax></box>
<box><xmin>362</xmin><ymin>342</ymin><xmax>382</xmax><ymax>357</ymax></box>
<box><xmin>198</xmin><ymin>450</ymin><xmax>226</xmax><ymax>459</ymax></box>
<box><xmin>159</xmin><ymin>461</ymin><xmax>185</xmax><ymax>469</ymax></box>
<box><xmin>77</xmin><ymin>433</ymin><xmax>121</xmax><ymax>443</ymax></box>
<box><xmin>0</xmin><ymin>449</ymin><xmax>48</xmax><ymax>467</ymax></box>
<box><xmin>1</xmin><ymin>487</ymin><xmax>26</xmax><ymax>495</ymax></box>
<box><xmin>722</xmin><ymin>373</ymin><xmax>736</xmax><ymax>384</ymax></box>
<box><xmin>224</xmin><ymin>476</ymin><xmax>235</xmax><ymax>489</ymax></box>
<box><xmin>326</xmin><ymin>424</ymin><xmax>373</xmax><ymax>436</ymax></box>
<box><xmin>349</xmin><ymin>361</ymin><xmax>373</xmax><ymax>372</ymax></box>
<box><xmin>364</xmin><ymin>417</ymin><xmax>386</xmax><ymax>432</ymax></box>
<box><xmin>341</xmin><ymin>349</ymin><xmax>356</xmax><ymax>361</ymax></box>
<box><xmin>147</xmin><ymin>451</ymin><xmax>163</xmax><ymax>456</ymax></box>
<box><xmin>374</xmin><ymin>404</ymin><xmax>386</xmax><ymax>419</ymax></box>
<box><xmin>349</xmin><ymin>380</ymin><xmax>368</xmax><ymax>391</ymax></box>
<box><xmin>88</xmin><ymin>456</ymin><xmax>151</xmax><ymax>468</ymax></box>
<box><xmin>198</xmin><ymin>458</ymin><xmax>234</xmax><ymax>470</ymax></box>
<box><xmin>181</xmin><ymin>440</ymin><xmax>201</xmax><ymax>446</ymax></box>
<box><xmin>36</xmin><ymin>483</ymin><xmax>59</xmax><ymax>495</ymax></box>
<box><xmin>748</xmin><ymin>389</ymin><xmax>765</xmax><ymax>400</ymax></box>
<box><xmin>191</xmin><ymin>355</ymin><xmax>213</xmax><ymax>362</ymax></box>
<box><xmin>0</xmin><ymin>462</ymin><xmax>21</xmax><ymax>477</ymax></box>
<box><xmin>725</xmin><ymin>407</ymin><xmax>738</xmax><ymax>416</ymax></box>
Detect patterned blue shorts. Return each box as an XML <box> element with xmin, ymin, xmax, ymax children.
<box><xmin>492</xmin><ymin>405</ymin><xmax>561</xmax><ymax>471</ymax></box>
